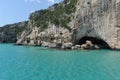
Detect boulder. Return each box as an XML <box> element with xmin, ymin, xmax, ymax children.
<box><xmin>42</xmin><ymin>42</ymin><xmax>49</xmax><ymax>47</ymax></box>
<box><xmin>81</xmin><ymin>44</ymin><xmax>87</xmax><ymax>49</ymax></box>
<box><xmin>71</xmin><ymin>46</ymin><xmax>76</xmax><ymax>50</ymax></box>
<box><xmin>48</xmin><ymin>43</ymin><xmax>57</xmax><ymax>48</ymax></box>
<box><xmin>94</xmin><ymin>45</ymin><xmax>99</xmax><ymax>49</ymax></box>
<box><xmin>61</xmin><ymin>42</ymin><xmax>73</xmax><ymax>49</ymax></box>
<box><xmin>75</xmin><ymin>45</ymin><xmax>81</xmax><ymax>49</ymax></box>
<box><xmin>86</xmin><ymin>40</ymin><xmax>93</xmax><ymax>47</ymax></box>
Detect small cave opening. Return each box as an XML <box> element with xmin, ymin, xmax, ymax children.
<box><xmin>77</xmin><ymin>36</ymin><xmax>111</xmax><ymax>49</ymax></box>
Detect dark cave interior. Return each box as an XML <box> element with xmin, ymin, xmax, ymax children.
<box><xmin>77</xmin><ymin>36</ymin><xmax>111</xmax><ymax>49</ymax></box>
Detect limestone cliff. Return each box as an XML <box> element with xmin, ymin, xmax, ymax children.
<box><xmin>1</xmin><ymin>0</ymin><xmax>120</xmax><ymax>49</ymax></box>
<box><xmin>16</xmin><ymin>0</ymin><xmax>76</xmax><ymax>48</ymax></box>
<box><xmin>0</xmin><ymin>21</ymin><xmax>28</xmax><ymax>43</ymax></box>
<box><xmin>72</xmin><ymin>0</ymin><xmax>120</xmax><ymax>49</ymax></box>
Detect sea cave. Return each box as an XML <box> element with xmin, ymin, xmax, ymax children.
<box><xmin>77</xmin><ymin>36</ymin><xmax>111</xmax><ymax>49</ymax></box>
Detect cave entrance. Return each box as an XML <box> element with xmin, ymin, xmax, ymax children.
<box><xmin>77</xmin><ymin>36</ymin><xmax>111</xmax><ymax>49</ymax></box>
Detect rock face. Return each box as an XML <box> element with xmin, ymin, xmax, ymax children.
<box><xmin>72</xmin><ymin>0</ymin><xmax>120</xmax><ymax>49</ymax></box>
<box><xmin>1</xmin><ymin>0</ymin><xmax>120</xmax><ymax>50</ymax></box>
<box><xmin>0</xmin><ymin>21</ymin><xmax>28</xmax><ymax>43</ymax></box>
<box><xmin>15</xmin><ymin>0</ymin><xmax>120</xmax><ymax>50</ymax></box>
<box><xmin>16</xmin><ymin>24</ymin><xmax>72</xmax><ymax>47</ymax></box>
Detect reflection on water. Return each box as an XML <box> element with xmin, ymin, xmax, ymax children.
<box><xmin>0</xmin><ymin>44</ymin><xmax>120</xmax><ymax>80</ymax></box>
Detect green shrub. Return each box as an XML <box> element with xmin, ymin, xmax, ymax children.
<box><xmin>29</xmin><ymin>0</ymin><xmax>77</xmax><ymax>29</ymax></box>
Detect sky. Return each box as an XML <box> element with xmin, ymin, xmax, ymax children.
<box><xmin>0</xmin><ymin>0</ymin><xmax>63</xmax><ymax>26</ymax></box>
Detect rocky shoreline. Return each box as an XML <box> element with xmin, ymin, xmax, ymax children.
<box><xmin>1</xmin><ymin>0</ymin><xmax>120</xmax><ymax>50</ymax></box>
<box><xmin>15</xmin><ymin>40</ymin><xmax>105</xmax><ymax>50</ymax></box>
<box><xmin>14</xmin><ymin>26</ymin><xmax>105</xmax><ymax>50</ymax></box>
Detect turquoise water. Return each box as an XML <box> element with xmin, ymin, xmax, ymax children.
<box><xmin>0</xmin><ymin>44</ymin><xmax>120</xmax><ymax>80</ymax></box>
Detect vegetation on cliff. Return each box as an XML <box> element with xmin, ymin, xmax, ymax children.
<box><xmin>0</xmin><ymin>21</ymin><xmax>28</xmax><ymax>43</ymax></box>
<box><xmin>0</xmin><ymin>0</ymin><xmax>78</xmax><ymax>43</ymax></box>
<box><xmin>1</xmin><ymin>0</ymin><xmax>120</xmax><ymax>50</ymax></box>
<box><xmin>29</xmin><ymin>0</ymin><xmax>77</xmax><ymax>30</ymax></box>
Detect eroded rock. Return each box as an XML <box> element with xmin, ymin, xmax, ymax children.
<box><xmin>61</xmin><ymin>42</ymin><xmax>73</xmax><ymax>49</ymax></box>
<box><xmin>15</xmin><ymin>0</ymin><xmax>120</xmax><ymax>50</ymax></box>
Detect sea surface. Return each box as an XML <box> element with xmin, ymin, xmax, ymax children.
<box><xmin>0</xmin><ymin>44</ymin><xmax>120</xmax><ymax>80</ymax></box>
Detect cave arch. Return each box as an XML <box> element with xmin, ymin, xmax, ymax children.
<box><xmin>77</xmin><ymin>36</ymin><xmax>111</xmax><ymax>49</ymax></box>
